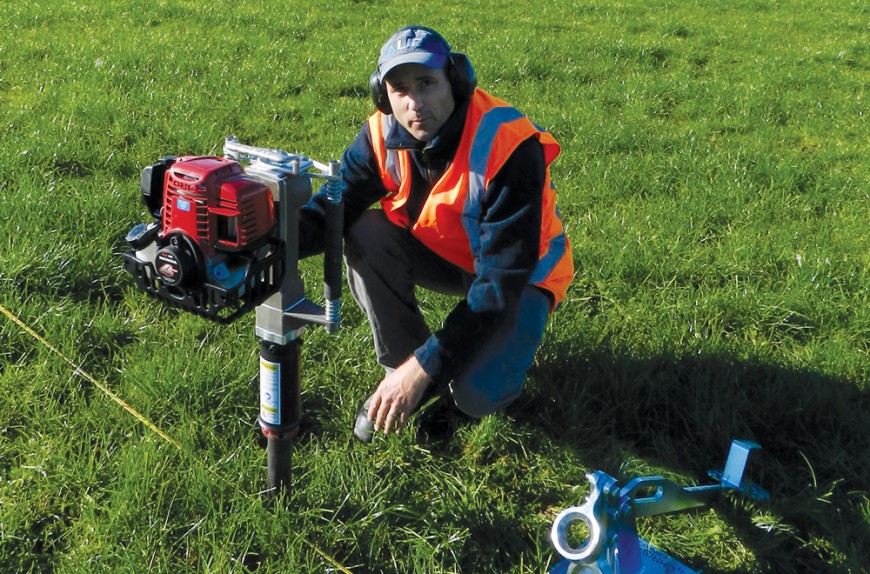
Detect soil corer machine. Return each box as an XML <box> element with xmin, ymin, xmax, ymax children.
<box><xmin>124</xmin><ymin>136</ymin><xmax>343</xmax><ymax>493</ymax></box>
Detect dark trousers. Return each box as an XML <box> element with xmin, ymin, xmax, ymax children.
<box><xmin>344</xmin><ymin>210</ymin><xmax>549</xmax><ymax>417</ymax></box>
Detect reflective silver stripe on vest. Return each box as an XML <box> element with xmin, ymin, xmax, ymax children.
<box><xmin>464</xmin><ymin>106</ymin><xmax>526</xmax><ymax>258</ymax></box>
<box><xmin>464</xmin><ymin>107</ymin><xmax>568</xmax><ymax>283</ymax></box>
<box><xmin>531</xmin><ymin>204</ymin><xmax>569</xmax><ymax>284</ymax></box>
<box><xmin>380</xmin><ymin>115</ymin><xmax>401</xmax><ymax>188</ymax></box>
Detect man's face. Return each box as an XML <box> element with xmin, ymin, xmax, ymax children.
<box><xmin>384</xmin><ymin>64</ymin><xmax>456</xmax><ymax>143</ymax></box>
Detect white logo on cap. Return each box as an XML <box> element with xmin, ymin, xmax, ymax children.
<box><xmin>395</xmin><ymin>29</ymin><xmax>426</xmax><ymax>52</ymax></box>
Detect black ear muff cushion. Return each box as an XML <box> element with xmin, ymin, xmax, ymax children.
<box><xmin>370</xmin><ymin>70</ymin><xmax>391</xmax><ymax>114</ymax></box>
<box><xmin>449</xmin><ymin>53</ymin><xmax>477</xmax><ymax>98</ymax></box>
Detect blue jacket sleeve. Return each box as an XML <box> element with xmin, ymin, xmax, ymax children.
<box><xmin>414</xmin><ymin>137</ymin><xmax>546</xmax><ymax>385</ymax></box>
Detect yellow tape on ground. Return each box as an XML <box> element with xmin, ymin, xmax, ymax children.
<box><xmin>1</xmin><ymin>302</ymin><xmax>355</xmax><ymax>572</ymax></box>
<box><xmin>302</xmin><ymin>537</ymin><xmax>355</xmax><ymax>574</ymax></box>
<box><xmin>0</xmin><ymin>303</ymin><xmax>181</xmax><ymax>450</ymax></box>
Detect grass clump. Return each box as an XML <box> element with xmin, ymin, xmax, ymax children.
<box><xmin>1</xmin><ymin>0</ymin><xmax>867</xmax><ymax>572</ymax></box>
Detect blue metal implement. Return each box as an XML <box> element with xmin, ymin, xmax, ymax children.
<box><xmin>549</xmin><ymin>440</ymin><xmax>768</xmax><ymax>574</ymax></box>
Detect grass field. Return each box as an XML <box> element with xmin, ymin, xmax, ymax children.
<box><xmin>1</xmin><ymin>0</ymin><xmax>867</xmax><ymax>572</ymax></box>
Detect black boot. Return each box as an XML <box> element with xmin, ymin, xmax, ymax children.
<box><xmin>416</xmin><ymin>397</ymin><xmax>474</xmax><ymax>441</ymax></box>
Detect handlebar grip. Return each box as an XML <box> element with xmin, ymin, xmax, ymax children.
<box><xmin>322</xmin><ymin>162</ymin><xmax>343</xmax><ymax>331</ymax></box>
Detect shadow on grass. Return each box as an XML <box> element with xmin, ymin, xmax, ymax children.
<box><xmin>511</xmin><ymin>340</ymin><xmax>869</xmax><ymax>573</ymax></box>
<box><xmin>43</xmin><ymin>274</ymin><xmax>866</xmax><ymax>572</ymax></box>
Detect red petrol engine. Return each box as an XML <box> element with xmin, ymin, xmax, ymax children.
<box><xmin>125</xmin><ymin>155</ymin><xmax>284</xmax><ymax>322</ymax></box>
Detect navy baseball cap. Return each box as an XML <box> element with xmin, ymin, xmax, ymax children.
<box><xmin>377</xmin><ymin>26</ymin><xmax>451</xmax><ymax>79</ymax></box>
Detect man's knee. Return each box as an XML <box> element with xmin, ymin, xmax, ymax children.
<box><xmin>450</xmin><ymin>376</ymin><xmax>524</xmax><ymax>418</ymax></box>
<box><xmin>344</xmin><ymin>210</ymin><xmax>404</xmax><ymax>268</ymax></box>
<box><xmin>345</xmin><ymin>211</ymin><xmax>380</xmax><ymax>264</ymax></box>
<box><xmin>447</xmin><ymin>286</ymin><xmax>551</xmax><ymax>418</ymax></box>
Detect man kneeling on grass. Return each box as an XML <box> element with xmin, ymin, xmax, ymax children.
<box><xmin>298</xmin><ymin>26</ymin><xmax>573</xmax><ymax>442</ymax></box>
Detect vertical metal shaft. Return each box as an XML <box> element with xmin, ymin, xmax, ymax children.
<box><xmin>258</xmin><ymin>338</ymin><xmax>302</xmax><ymax>494</ymax></box>
<box><xmin>242</xmin><ymin>142</ymin><xmax>342</xmax><ymax>494</ymax></box>
<box><xmin>266</xmin><ymin>435</ymin><xmax>293</xmax><ymax>494</ymax></box>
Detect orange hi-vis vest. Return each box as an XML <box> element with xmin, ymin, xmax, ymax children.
<box><xmin>367</xmin><ymin>89</ymin><xmax>573</xmax><ymax>308</ymax></box>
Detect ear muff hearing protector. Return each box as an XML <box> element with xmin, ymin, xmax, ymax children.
<box><xmin>369</xmin><ymin>53</ymin><xmax>477</xmax><ymax>115</ymax></box>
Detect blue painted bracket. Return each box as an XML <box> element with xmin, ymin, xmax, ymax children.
<box><xmin>549</xmin><ymin>439</ymin><xmax>768</xmax><ymax>574</ymax></box>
